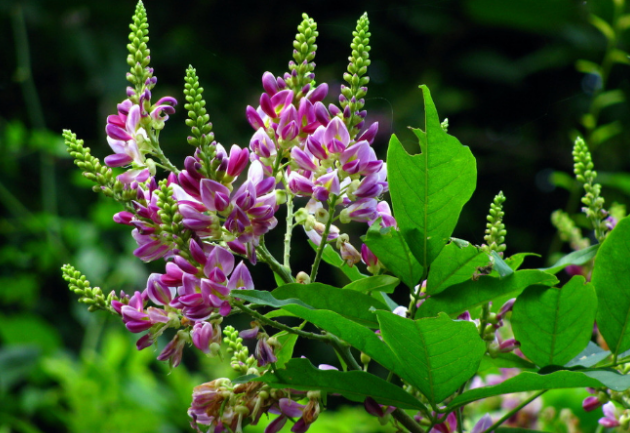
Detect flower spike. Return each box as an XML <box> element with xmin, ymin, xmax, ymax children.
<box><xmin>286</xmin><ymin>13</ymin><xmax>319</xmax><ymax>96</ymax></box>
<box><xmin>126</xmin><ymin>1</ymin><xmax>153</xmax><ymax>102</ymax></box>
<box><xmin>482</xmin><ymin>191</ymin><xmax>506</xmax><ymax>254</ymax></box>
<box><xmin>341</xmin><ymin>12</ymin><xmax>371</xmax><ymax>138</ymax></box>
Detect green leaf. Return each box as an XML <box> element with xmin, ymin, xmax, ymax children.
<box><xmin>364</xmin><ymin>223</ymin><xmax>424</xmax><ymax>288</ymax></box>
<box><xmin>610</xmin><ymin>49</ymin><xmax>630</xmax><ymax>65</ymax></box>
<box><xmin>564</xmin><ymin>341</ymin><xmax>610</xmax><ymax>368</ymax></box>
<box><xmin>416</xmin><ymin>270</ymin><xmax>558</xmax><ymax>318</ymax></box>
<box><xmin>479</xmin><ymin>353</ymin><xmax>537</xmax><ymax>371</ymax></box>
<box><xmin>273</xmin><ymin>332</ymin><xmax>298</xmax><ymax>369</ymax></box>
<box><xmin>575</xmin><ymin>59</ymin><xmax>601</xmax><ymax>75</ymax></box>
<box><xmin>598</xmin><ymin>172</ymin><xmax>630</xmax><ymax>195</ymax></box>
<box><xmin>232</xmin><ymin>290</ymin><xmax>400</xmax><ymax>371</ymax></box>
<box><xmin>491</xmin><ymin>251</ymin><xmax>514</xmax><ymax>278</ymax></box>
<box><xmin>447</xmin><ymin>369</ymin><xmax>630</xmax><ymax>410</ymax></box>
<box><xmin>377</xmin><ymin>311</ymin><xmax>485</xmax><ymax>404</ymax></box>
<box><xmin>505</xmin><ymin>252</ymin><xmax>540</xmax><ymax>271</ymax></box>
<box><xmin>590</xmin><ymin>14</ymin><xmax>615</xmax><ymax>41</ymax></box>
<box><xmin>593</xmin><ymin>89</ymin><xmax>625</xmax><ymax>112</ymax></box>
<box><xmin>254</xmin><ymin>358</ymin><xmax>426</xmax><ymax>410</ymax></box>
<box><xmin>426</xmin><ymin>243</ymin><xmax>490</xmax><ymax>295</ymax></box>
<box><xmin>308</xmin><ymin>240</ymin><xmax>367</xmax><ymax>282</ymax></box>
<box><xmin>591</xmin><ymin>121</ymin><xmax>622</xmax><ymax>147</ymax></box>
<box><xmin>549</xmin><ymin>170</ymin><xmax>577</xmax><ymax>191</ymax></box>
<box><xmin>496</xmin><ymin>429</ymin><xmax>549</xmax><ymax>433</ymax></box>
<box><xmin>539</xmin><ymin>245</ymin><xmax>599</xmax><ymax>274</ymax></box>
<box><xmin>592</xmin><ymin>216</ymin><xmax>630</xmax><ymax>356</ymax></box>
<box><xmin>272</xmin><ymin>283</ymin><xmax>389</xmax><ymax>327</ymax></box>
<box><xmin>511</xmin><ymin>276</ymin><xmax>597</xmax><ymax>367</ymax></box>
<box><xmin>387</xmin><ymin>85</ymin><xmax>476</xmax><ymax>269</ymax></box>
<box><xmin>343</xmin><ymin>275</ymin><xmax>400</xmax><ymax>294</ymax></box>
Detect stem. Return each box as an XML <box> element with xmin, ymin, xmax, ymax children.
<box><xmin>234</xmin><ymin>300</ymin><xmax>325</xmax><ymax>341</ymax></box>
<box><xmin>481</xmin><ymin>390</ymin><xmax>546</xmax><ymax>433</ymax></box>
<box><xmin>148</xmin><ymin>132</ymin><xmax>180</xmax><ymax>174</ymax></box>
<box><xmin>309</xmin><ymin>201</ymin><xmax>335</xmax><ymax>282</ymax></box>
<box><xmin>284</xmin><ymin>192</ymin><xmax>294</xmax><ymax>269</ymax></box>
<box><xmin>392</xmin><ymin>409</ymin><xmax>426</xmax><ymax>433</ymax></box>
<box><xmin>256</xmin><ymin>241</ymin><xmax>294</xmax><ymax>284</ymax></box>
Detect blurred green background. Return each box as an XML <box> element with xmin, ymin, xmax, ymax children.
<box><xmin>1</xmin><ymin>0</ymin><xmax>629</xmax><ymax>431</ymax></box>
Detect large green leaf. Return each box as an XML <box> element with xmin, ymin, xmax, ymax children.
<box><xmin>447</xmin><ymin>369</ymin><xmax>630</xmax><ymax>411</ymax></box>
<box><xmin>427</xmin><ymin>243</ymin><xmax>490</xmax><ymax>295</ymax></box>
<box><xmin>377</xmin><ymin>311</ymin><xmax>485</xmax><ymax>404</ymax></box>
<box><xmin>272</xmin><ymin>283</ymin><xmax>389</xmax><ymax>327</ymax></box>
<box><xmin>364</xmin><ymin>223</ymin><xmax>424</xmax><ymax>288</ymax></box>
<box><xmin>387</xmin><ymin>85</ymin><xmax>476</xmax><ymax>270</ymax></box>
<box><xmin>416</xmin><ymin>270</ymin><xmax>558</xmax><ymax>318</ymax></box>
<box><xmin>343</xmin><ymin>275</ymin><xmax>399</xmax><ymax>294</ymax></box>
<box><xmin>592</xmin><ymin>216</ymin><xmax>630</xmax><ymax>356</ymax></box>
<box><xmin>512</xmin><ymin>276</ymin><xmax>596</xmax><ymax>367</ymax></box>
<box><xmin>232</xmin><ymin>290</ymin><xmax>399</xmax><ymax>371</ymax></box>
<box><xmin>254</xmin><ymin>358</ymin><xmax>425</xmax><ymax>410</ymax></box>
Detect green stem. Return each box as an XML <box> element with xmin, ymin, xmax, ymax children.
<box><xmin>256</xmin><ymin>241</ymin><xmax>294</xmax><ymax>284</ymax></box>
<box><xmin>392</xmin><ymin>409</ymin><xmax>426</xmax><ymax>433</ymax></box>
<box><xmin>481</xmin><ymin>390</ymin><xmax>546</xmax><ymax>433</ymax></box>
<box><xmin>148</xmin><ymin>132</ymin><xmax>180</xmax><ymax>174</ymax></box>
<box><xmin>309</xmin><ymin>200</ymin><xmax>335</xmax><ymax>282</ymax></box>
<box><xmin>234</xmin><ymin>300</ymin><xmax>325</xmax><ymax>341</ymax></box>
<box><xmin>284</xmin><ymin>192</ymin><xmax>294</xmax><ymax>269</ymax></box>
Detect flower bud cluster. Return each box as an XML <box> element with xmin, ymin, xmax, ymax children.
<box><xmin>189</xmin><ymin>379</ymin><xmax>322</xmax><ymax>433</ymax></box>
<box><xmin>573</xmin><ymin>136</ymin><xmax>609</xmax><ymax>243</ymax></box>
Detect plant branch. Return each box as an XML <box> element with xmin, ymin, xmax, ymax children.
<box><xmin>284</xmin><ymin>191</ymin><xmax>294</xmax><ymax>270</ymax></box>
<box><xmin>309</xmin><ymin>200</ymin><xmax>335</xmax><ymax>282</ymax></box>
<box><xmin>256</xmin><ymin>240</ymin><xmax>294</xmax><ymax>284</ymax></box>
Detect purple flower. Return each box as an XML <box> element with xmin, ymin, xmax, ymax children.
<box><xmin>157</xmin><ymin>330</ymin><xmax>187</xmax><ymax>367</ymax></box>
<box><xmin>471</xmin><ymin>414</ymin><xmax>493</xmax><ymax>433</ymax></box>
<box><xmin>192</xmin><ymin>321</ymin><xmax>221</xmax><ymax>355</ymax></box>
<box><xmin>255</xmin><ymin>336</ymin><xmax>277</xmax><ymax>367</ymax></box>
<box><xmin>599</xmin><ymin>402</ymin><xmax>620</xmax><ymax>428</ymax></box>
<box><xmin>583</xmin><ymin>396</ymin><xmax>603</xmax><ymax>412</ymax></box>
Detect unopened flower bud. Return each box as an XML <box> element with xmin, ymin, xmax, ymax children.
<box><xmin>296</xmin><ymin>271</ymin><xmax>310</xmax><ymax>284</ymax></box>
<box><xmin>315</xmin><ymin>207</ymin><xmax>329</xmax><ymax>223</ymax></box>
<box><xmin>275</xmin><ymin>189</ymin><xmax>287</xmax><ymax>205</ymax></box>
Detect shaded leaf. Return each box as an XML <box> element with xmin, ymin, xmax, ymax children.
<box><xmin>254</xmin><ymin>358</ymin><xmax>426</xmax><ymax>410</ymax></box>
<box><xmin>387</xmin><ymin>85</ymin><xmax>476</xmax><ymax>269</ymax></box>
<box><xmin>364</xmin><ymin>223</ymin><xmax>424</xmax><ymax>289</ymax></box>
<box><xmin>272</xmin><ymin>283</ymin><xmax>389</xmax><ymax>327</ymax></box>
<box><xmin>593</xmin><ymin>89</ymin><xmax>625</xmax><ymax>112</ymax></box>
<box><xmin>491</xmin><ymin>251</ymin><xmax>514</xmax><ymax>278</ymax></box>
<box><xmin>539</xmin><ymin>245</ymin><xmax>598</xmax><ymax>274</ymax></box>
<box><xmin>343</xmin><ymin>275</ymin><xmax>400</xmax><ymax>294</ymax></box>
<box><xmin>592</xmin><ymin>216</ymin><xmax>630</xmax><ymax>356</ymax></box>
<box><xmin>416</xmin><ymin>270</ymin><xmax>558</xmax><ymax>318</ymax></box>
<box><xmin>427</xmin><ymin>243</ymin><xmax>490</xmax><ymax>295</ymax></box>
<box><xmin>274</xmin><ymin>332</ymin><xmax>298</xmax><ymax>369</ymax></box>
<box><xmin>591</xmin><ymin>121</ymin><xmax>622</xmax><ymax>147</ymax></box>
<box><xmin>232</xmin><ymin>290</ymin><xmax>400</xmax><ymax>371</ymax></box>
<box><xmin>377</xmin><ymin>311</ymin><xmax>485</xmax><ymax>404</ymax></box>
<box><xmin>565</xmin><ymin>341</ymin><xmax>610</xmax><ymax>368</ymax></box>
<box><xmin>447</xmin><ymin>370</ymin><xmax>630</xmax><ymax>411</ymax></box>
<box><xmin>511</xmin><ymin>276</ymin><xmax>597</xmax><ymax>366</ymax></box>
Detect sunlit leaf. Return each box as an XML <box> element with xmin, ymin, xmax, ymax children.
<box><xmin>592</xmin><ymin>216</ymin><xmax>630</xmax><ymax>356</ymax></box>
<box><xmin>511</xmin><ymin>276</ymin><xmax>597</xmax><ymax>366</ymax></box>
<box><xmin>377</xmin><ymin>311</ymin><xmax>485</xmax><ymax>404</ymax></box>
<box><xmin>427</xmin><ymin>243</ymin><xmax>490</xmax><ymax>295</ymax></box>
<box><xmin>387</xmin><ymin>85</ymin><xmax>476</xmax><ymax>270</ymax></box>
<box><xmin>343</xmin><ymin>275</ymin><xmax>400</xmax><ymax>294</ymax></box>
<box><xmin>364</xmin><ymin>223</ymin><xmax>424</xmax><ymax>289</ymax></box>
